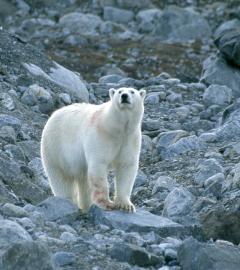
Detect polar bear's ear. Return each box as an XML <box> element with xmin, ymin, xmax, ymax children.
<box><xmin>139</xmin><ymin>89</ymin><xmax>146</xmax><ymax>99</ymax></box>
<box><xmin>109</xmin><ymin>88</ymin><xmax>116</xmax><ymax>99</ymax></box>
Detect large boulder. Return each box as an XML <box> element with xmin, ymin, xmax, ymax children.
<box><xmin>179</xmin><ymin>237</ymin><xmax>240</xmax><ymax>270</ymax></box>
<box><xmin>152</xmin><ymin>6</ymin><xmax>211</xmax><ymax>42</ymax></box>
<box><xmin>59</xmin><ymin>12</ymin><xmax>103</xmax><ymax>36</ymax></box>
<box><xmin>201</xmin><ymin>55</ymin><xmax>240</xmax><ymax>97</ymax></box>
<box><xmin>214</xmin><ymin>19</ymin><xmax>240</xmax><ymax>67</ymax></box>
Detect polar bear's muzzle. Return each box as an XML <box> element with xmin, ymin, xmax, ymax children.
<box><xmin>121</xmin><ymin>93</ymin><xmax>131</xmax><ymax>104</ymax></box>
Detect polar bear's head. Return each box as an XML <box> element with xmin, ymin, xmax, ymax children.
<box><xmin>109</xmin><ymin>87</ymin><xmax>146</xmax><ymax>110</ymax></box>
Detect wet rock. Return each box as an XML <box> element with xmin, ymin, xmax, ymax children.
<box><xmin>36</xmin><ymin>196</ymin><xmax>79</xmax><ymax>223</ymax></box>
<box><xmin>203</xmin><ymin>84</ymin><xmax>232</xmax><ymax>106</ymax></box>
<box><xmin>103</xmin><ymin>7</ymin><xmax>134</xmax><ymax>24</ymax></box>
<box><xmin>89</xmin><ymin>206</ymin><xmax>188</xmax><ymax>238</ymax></box>
<box><xmin>179</xmin><ymin>237</ymin><xmax>240</xmax><ymax>270</ymax></box>
<box><xmin>1</xmin><ymin>240</ymin><xmax>54</xmax><ymax>270</ymax></box>
<box><xmin>163</xmin><ymin>187</ymin><xmax>196</xmax><ymax>220</ymax></box>
<box><xmin>109</xmin><ymin>242</ymin><xmax>163</xmax><ymax>267</ymax></box>
<box><xmin>153</xmin><ymin>5</ymin><xmax>211</xmax><ymax>41</ymax></box>
<box><xmin>201</xmin><ymin>55</ymin><xmax>240</xmax><ymax>97</ymax></box>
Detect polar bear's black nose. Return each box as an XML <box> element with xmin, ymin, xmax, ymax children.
<box><xmin>121</xmin><ymin>93</ymin><xmax>129</xmax><ymax>102</ymax></box>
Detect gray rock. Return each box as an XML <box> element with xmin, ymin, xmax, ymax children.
<box><xmin>0</xmin><ymin>220</ymin><xmax>32</xmax><ymax>250</ymax></box>
<box><xmin>178</xmin><ymin>237</ymin><xmax>240</xmax><ymax>270</ymax></box>
<box><xmin>230</xmin><ymin>163</ymin><xmax>240</xmax><ymax>189</ymax></box>
<box><xmin>142</xmin><ymin>119</ymin><xmax>160</xmax><ymax>131</ymax></box>
<box><xmin>2</xmin><ymin>203</ymin><xmax>28</xmax><ymax>218</ymax></box>
<box><xmin>204</xmin><ymin>173</ymin><xmax>224</xmax><ymax>198</ymax></box>
<box><xmin>166</xmin><ymin>92</ymin><xmax>182</xmax><ymax>103</ymax></box>
<box><xmin>203</xmin><ymin>84</ymin><xmax>232</xmax><ymax>106</ymax></box>
<box><xmin>136</xmin><ymin>9</ymin><xmax>162</xmax><ymax>33</ymax></box>
<box><xmin>163</xmin><ymin>187</ymin><xmax>196</xmax><ymax>219</ymax></box>
<box><xmin>156</xmin><ymin>130</ymin><xmax>188</xmax><ymax>152</ymax></box>
<box><xmin>0</xmin><ymin>126</ymin><xmax>17</xmax><ymax>144</ymax></box>
<box><xmin>24</xmin><ymin>62</ymin><xmax>89</xmax><ymax>103</ymax></box>
<box><xmin>59</xmin><ymin>93</ymin><xmax>72</xmax><ymax>105</ymax></box>
<box><xmin>52</xmin><ymin>251</ymin><xmax>76</xmax><ymax>267</ymax></box>
<box><xmin>201</xmin><ymin>55</ymin><xmax>240</xmax><ymax>97</ymax></box>
<box><xmin>134</xmin><ymin>170</ymin><xmax>147</xmax><ymax>188</ymax></box>
<box><xmin>1</xmin><ymin>240</ymin><xmax>54</xmax><ymax>270</ymax></box>
<box><xmin>89</xmin><ymin>206</ymin><xmax>188</xmax><ymax>238</ymax></box>
<box><xmin>153</xmin><ymin>6</ymin><xmax>211</xmax><ymax>41</ymax></box>
<box><xmin>152</xmin><ymin>176</ymin><xmax>177</xmax><ymax>194</ymax></box>
<box><xmin>99</xmin><ymin>74</ymin><xmax>123</xmax><ymax>84</ymax></box>
<box><xmin>195</xmin><ymin>159</ymin><xmax>223</xmax><ymax>185</ymax></box>
<box><xmin>17</xmin><ymin>140</ymin><xmax>40</xmax><ymax>160</ymax></box>
<box><xmin>0</xmin><ymin>114</ymin><xmax>21</xmax><ymax>133</ymax></box>
<box><xmin>160</xmin><ymin>135</ymin><xmax>206</xmax><ymax>160</ymax></box>
<box><xmin>0</xmin><ymin>93</ymin><xmax>15</xmax><ymax>111</ymax></box>
<box><xmin>140</xmin><ymin>134</ymin><xmax>153</xmax><ymax>162</ymax></box>
<box><xmin>60</xmin><ymin>232</ymin><xmax>77</xmax><ymax>243</ymax></box>
<box><xmin>109</xmin><ymin>242</ymin><xmax>163</xmax><ymax>267</ymax></box>
<box><xmin>145</xmin><ymin>93</ymin><xmax>160</xmax><ymax>105</ymax></box>
<box><xmin>215</xmin><ymin>21</ymin><xmax>240</xmax><ymax>67</ymax></box>
<box><xmin>36</xmin><ymin>196</ymin><xmax>79</xmax><ymax>223</ymax></box>
<box><xmin>103</xmin><ymin>7</ymin><xmax>134</xmax><ymax>24</ymax></box>
<box><xmin>21</xmin><ymin>84</ymin><xmax>54</xmax><ymax>114</ymax></box>
<box><xmin>200</xmin><ymin>195</ymin><xmax>240</xmax><ymax>244</ymax></box>
<box><xmin>4</xmin><ymin>144</ymin><xmax>26</xmax><ymax>162</ymax></box>
<box><xmin>59</xmin><ymin>12</ymin><xmax>103</xmax><ymax>36</ymax></box>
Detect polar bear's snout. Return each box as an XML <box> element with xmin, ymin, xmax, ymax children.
<box><xmin>121</xmin><ymin>93</ymin><xmax>130</xmax><ymax>104</ymax></box>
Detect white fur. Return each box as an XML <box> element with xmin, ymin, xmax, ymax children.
<box><xmin>41</xmin><ymin>87</ymin><xmax>145</xmax><ymax>212</ymax></box>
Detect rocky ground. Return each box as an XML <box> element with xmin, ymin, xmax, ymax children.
<box><xmin>0</xmin><ymin>0</ymin><xmax>240</xmax><ymax>269</ymax></box>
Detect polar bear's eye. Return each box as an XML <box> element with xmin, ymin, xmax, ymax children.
<box><xmin>119</xmin><ymin>91</ymin><xmax>122</xmax><ymax>94</ymax></box>
<box><xmin>131</xmin><ymin>91</ymin><xmax>135</xmax><ymax>94</ymax></box>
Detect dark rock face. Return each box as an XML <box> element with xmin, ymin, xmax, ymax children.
<box><xmin>215</xmin><ymin>20</ymin><xmax>240</xmax><ymax>67</ymax></box>
<box><xmin>179</xmin><ymin>237</ymin><xmax>240</xmax><ymax>270</ymax></box>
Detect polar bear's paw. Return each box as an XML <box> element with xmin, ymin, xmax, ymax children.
<box><xmin>114</xmin><ymin>199</ymin><xmax>136</xmax><ymax>213</ymax></box>
<box><xmin>96</xmin><ymin>198</ymin><xmax>116</xmax><ymax>211</ymax></box>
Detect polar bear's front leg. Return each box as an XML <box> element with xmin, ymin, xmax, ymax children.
<box><xmin>114</xmin><ymin>163</ymin><xmax>138</xmax><ymax>212</ymax></box>
<box><xmin>88</xmin><ymin>164</ymin><xmax>115</xmax><ymax>211</ymax></box>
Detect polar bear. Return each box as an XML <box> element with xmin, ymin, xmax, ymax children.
<box><xmin>41</xmin><ymin>87</ymin><xmax>146</xmax><ymax>212</ymax></box>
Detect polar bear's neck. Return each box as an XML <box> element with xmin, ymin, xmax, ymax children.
<box><xmin>103</xmin><ymin>102</ymin><xmax>143</xmax><ymax>135</ymax></box>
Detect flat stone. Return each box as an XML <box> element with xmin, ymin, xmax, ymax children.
<box><xmin>36</xmin><ymin>196</ymin><xmax>79</xmax><ymax>223</ymax></box>
<box><xmin>89</xmin><ymin>206</ymin><xmax>188</xmax><ymax>238</ymax></box>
